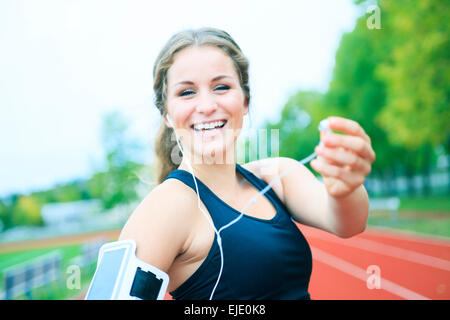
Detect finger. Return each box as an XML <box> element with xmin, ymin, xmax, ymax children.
<box><xmin>328</xmin><ymin>117</ymin><xmax>371</xmax><ymax>144</ymax></box>
<box><xmin>315</xmin><ymin>145</ymin><xmax>372</xmax><ymax>174</ymax></box>
<box><xmin>311</xmin><ymin>158</ymin><xmax>366</xmax><ymax>187</ymax></box>
<box><xmin>321</xmin><ymin>132</ymin><xmax>376</xmax><ymax>163</ymax></box>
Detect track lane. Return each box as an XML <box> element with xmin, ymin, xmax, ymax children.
<box><xmin>299</xmin><ymin>225</ymin><xmax>450</xmax><ymax>300</ymax></box>
<box><xmin>309</xmin><ymin>257</ymin><xmax>401</xmax><ymax>299</ymax></box>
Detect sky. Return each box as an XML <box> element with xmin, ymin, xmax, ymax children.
<box><xmin>0</xmin><ymin>0</ymin><xmax>362</xmax><ymax>197</ymax></box>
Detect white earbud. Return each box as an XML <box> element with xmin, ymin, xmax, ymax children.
<box><xmin>166</xmin><ymin>114</ymin><xmax>174</xmax><ymax>128</ymax></box>
<box><xmin>318</xmin><ymin>119</ymin><xmax>332</xmax><ymax>147</ymax></box>
<box><xmin>318</xmin><ymin>119</ymin><xmax>331</xmax><ymax>133</ymax></box>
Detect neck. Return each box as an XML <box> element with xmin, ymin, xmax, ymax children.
<box><xmin>178</xmin><ymin>152</ymin><xmax>242</xmax><ymax>197</ymax></box>
<box><xmin>179</xmin><ymin>142</ymin><xmax>244</xmax><ymax>198</ymax></box>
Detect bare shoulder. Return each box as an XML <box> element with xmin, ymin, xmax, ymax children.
<box><xmin>118</xmin><ymin>178</ymin><xmax>198</xmax><ymax>272</ymax></box>
<box><xmin>121</xmin><ymin>178</ymin><xmax>198</xmax><ymax>229</ymax></box>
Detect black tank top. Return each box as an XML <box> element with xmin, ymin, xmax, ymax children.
<box><xmin>165</xmin><ymin>163</ymin><xmax>312</xmax><ymax>299</ymax></box>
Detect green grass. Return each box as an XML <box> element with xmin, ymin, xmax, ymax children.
<box><xmin>398</xmin><ymin>196</ymin><xmax>450</xmax><ymax>212</ymax></box>
<box><xmin>0</xmin><ymin>244</ymin><xmax>81</xmax><ymax>273</ymax></box>
<box><xmin>368</xmin><ymin>195</ymin><xmax>450</xmax><ymax>238</ymax></box>
<box><xmin>367</xmin><ymin>215</ymin><xmax>450</xmax><ymax>238</ymax></box>
<box><xmin>0</xmin><ymin>248</ymin><xmax>57</xmax><ymax>271</ymax></box>
<box><xmin>0</xmin><ymin>244</ymin><xmax>96</xmax><ymax>300</ymax></box>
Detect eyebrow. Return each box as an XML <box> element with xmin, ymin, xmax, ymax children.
<box><xmin>172</xmin><ymin>75</ymin><xmax>233</xmax><ymax>88</ymax></box>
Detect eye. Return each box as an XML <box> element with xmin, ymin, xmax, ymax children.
<box><xmin>179</xmin><ymin>89</ymin><xmax>195</xmax><ymax>97</ymax></box>
<box><xmin>215</xmin><ymin>85</ymin><xmax>230</xmax><ymax>91</ymax></box>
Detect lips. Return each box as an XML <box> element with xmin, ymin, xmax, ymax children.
<box><xmin>191</xmin><ymin>119</ymin><xmax>227</xmax><ymax>131</ymax></box>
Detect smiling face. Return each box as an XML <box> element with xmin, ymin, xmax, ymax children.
<box><xmin>165</xmin><ymin>45</ymin><xmax>249</xmax><ymax>165</ymax></box>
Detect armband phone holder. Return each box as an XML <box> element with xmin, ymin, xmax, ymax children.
<box><xmin>85</xmin><ymin>239</ymin><xmax>169</xmax><ymax>300</ymax></box>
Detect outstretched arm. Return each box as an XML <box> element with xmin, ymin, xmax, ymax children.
<box><xmin>280</xmin><ymin>116</ymin><xmax>375</xmax><ymax>238</ymax></box>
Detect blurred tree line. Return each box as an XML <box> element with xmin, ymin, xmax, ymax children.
<box><xmin>0</xmin><ymin>111</ymin><xmax>148</xmax><ymax>231</ymax></box>
<box><xmin>264</xmin><ymin>0</ymin><xmax>449</xmax><ymax>197</ymax></box>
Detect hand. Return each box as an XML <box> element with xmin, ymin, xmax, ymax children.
<box><xmin>310</xmin><ymin>116</ymin><xmax>376</xmax><ymax>198</ymax></box>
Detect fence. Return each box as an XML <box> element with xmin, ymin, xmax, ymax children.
<box><xmin>365</xmin><ymin>167</ymin><xmax>449</xmax><ymax>197</ymax></box>
<box><xmin>69</xmin><ymin>238</ymin><xmax>105</xmax><ymax>268</ymax></box>
<box><xmin>369</xmin><ymin>196</ymin><xmax>400</xmax><ymax>223</ymax></box>
<box><xmin>1</xmin><ymin>238</ymin><xmax>105</xmax><ymax>300</ymax></box>
<box><xmin>1</xmin><ymin>251</ymin><xmax>62</xmax><ymax>300</ymax></box>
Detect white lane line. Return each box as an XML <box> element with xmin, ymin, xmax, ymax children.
<box><xmin>311</xmin><ymin>246</ymin><xmax>431</xmax><ymax>300</ymax></box>
<box><xmin>306</xmin><ymin>232</ymin><xmax>450</xmax><ymax>272</ymax></box>
<box><xmin>299</xmin><ymin>224</ymin><xmax>450</xmax><ymax>247</ymax></box>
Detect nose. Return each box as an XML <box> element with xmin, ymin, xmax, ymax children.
<box><xmin>196</xmin><ymin>90</ymin><xmax>218</xmax><ymax>115</ymax></box>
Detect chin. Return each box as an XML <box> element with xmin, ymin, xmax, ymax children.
<box><xmin>191</xmin><ymin>140</ymin><xmax>236</xmax><ymax>165</ymax></box>
<box><xmin>186</xmin><ymin>127</ymin><xmax>238</xmax><ymax>165</ymax></box>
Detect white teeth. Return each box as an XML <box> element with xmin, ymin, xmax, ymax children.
<box><xmin>193</xmin><ymin>120</ymin><xmax>226</xmax><ymax>131</ymax></box>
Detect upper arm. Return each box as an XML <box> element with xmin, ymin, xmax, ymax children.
<box><xmin>243</xmin><ymin>157</ymin><xmax>329</xmax><ymax>231</ymax></box>
<box><xmin>276</xmin><ymin>157</ymin><xmax>332</xmax><ymax>233</ymax></box>
<box><xmin>118</xmin><ymin>181</ymin><xmax>195</xmax><ymax>273</ymax></box>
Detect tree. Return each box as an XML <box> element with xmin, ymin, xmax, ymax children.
<box><xmin>374</xmin><ymin>0</ymin><xmax>450</xmax><ymax>151</ymax></box>
<box><xmin>323</xmin><ymin>11</ymin><xmax>407</xmax><ymax>174</ymax></box>
<box><xmin>263</xmin><ymin>91</ymin><xmax>325</xmax><ymax>172</ymax></box>
<box><xmin>11</xmin><ymin>195</ymin><xmax>43</xmax><ymax>227</ymax></box>
<box><xmin>88</xmin><ymin>110</ymin><xmax>146</xmax><ymax>209</ymax></box>
<box><xmin>33</xmin><ymin>179</ymin><xmax>91</xmax><ymax>204</ymax></box>
<box><xmin>0</xmin><ymin>198</ymin><xmax>10</xmax><ymax>231</ymax></box>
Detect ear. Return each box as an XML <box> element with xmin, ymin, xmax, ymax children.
<box><xmin>243</xmin><ymin>102</ymin><xmax>249</xmax><ymax>116</ymax></box>
<box><xmin>244</xmin><ymin>98</ymin><xmax>249</xmax><ymax>116</ymax></box>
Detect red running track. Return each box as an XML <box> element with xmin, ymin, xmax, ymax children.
<box><xmin>299</xmin><ymin>224</ymin><xmax>450</xmax><ymax>300</ymax></box>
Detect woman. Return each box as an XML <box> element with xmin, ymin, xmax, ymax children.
<box><xmin>119</xmin><ymin>27</ymin><xmax>375</xmax><ymax>300</ymax></box>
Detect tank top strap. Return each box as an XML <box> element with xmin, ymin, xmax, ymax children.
<box><xmin>235</xmin><ymin>163</ymin><xmax>287</xmax><ymax>211</ymax></box>
<box><xmin>164</xmin><ymin>169</ymin><xmax>236</xmax><ymax>230</ymax></box>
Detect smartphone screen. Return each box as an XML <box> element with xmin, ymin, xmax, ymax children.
<box><xmin>86</xmin><ymin>247</ymin><xmax>127</xmax><ymax>300</ymax></box>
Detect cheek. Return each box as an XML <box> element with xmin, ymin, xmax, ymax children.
<box><xmin>168</xmin><ymin>100</ymin><xmax>194</xmax><ymax>127</ymax></box>
<box><xmin>219</xmin><ymin>92</ymin><xmax>246</xmax><ymax>118</ymax></box>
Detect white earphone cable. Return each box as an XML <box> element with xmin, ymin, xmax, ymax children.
<box><xmin>166</xmin><ymin>115</ymin><xmax>330</xmax><ymax>299</ymax></box>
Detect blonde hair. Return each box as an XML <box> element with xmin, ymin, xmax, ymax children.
<box><xmin>152</xmin><ymin>27</ymin><xmax>251</xmax><ymax>183</ymax></box>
